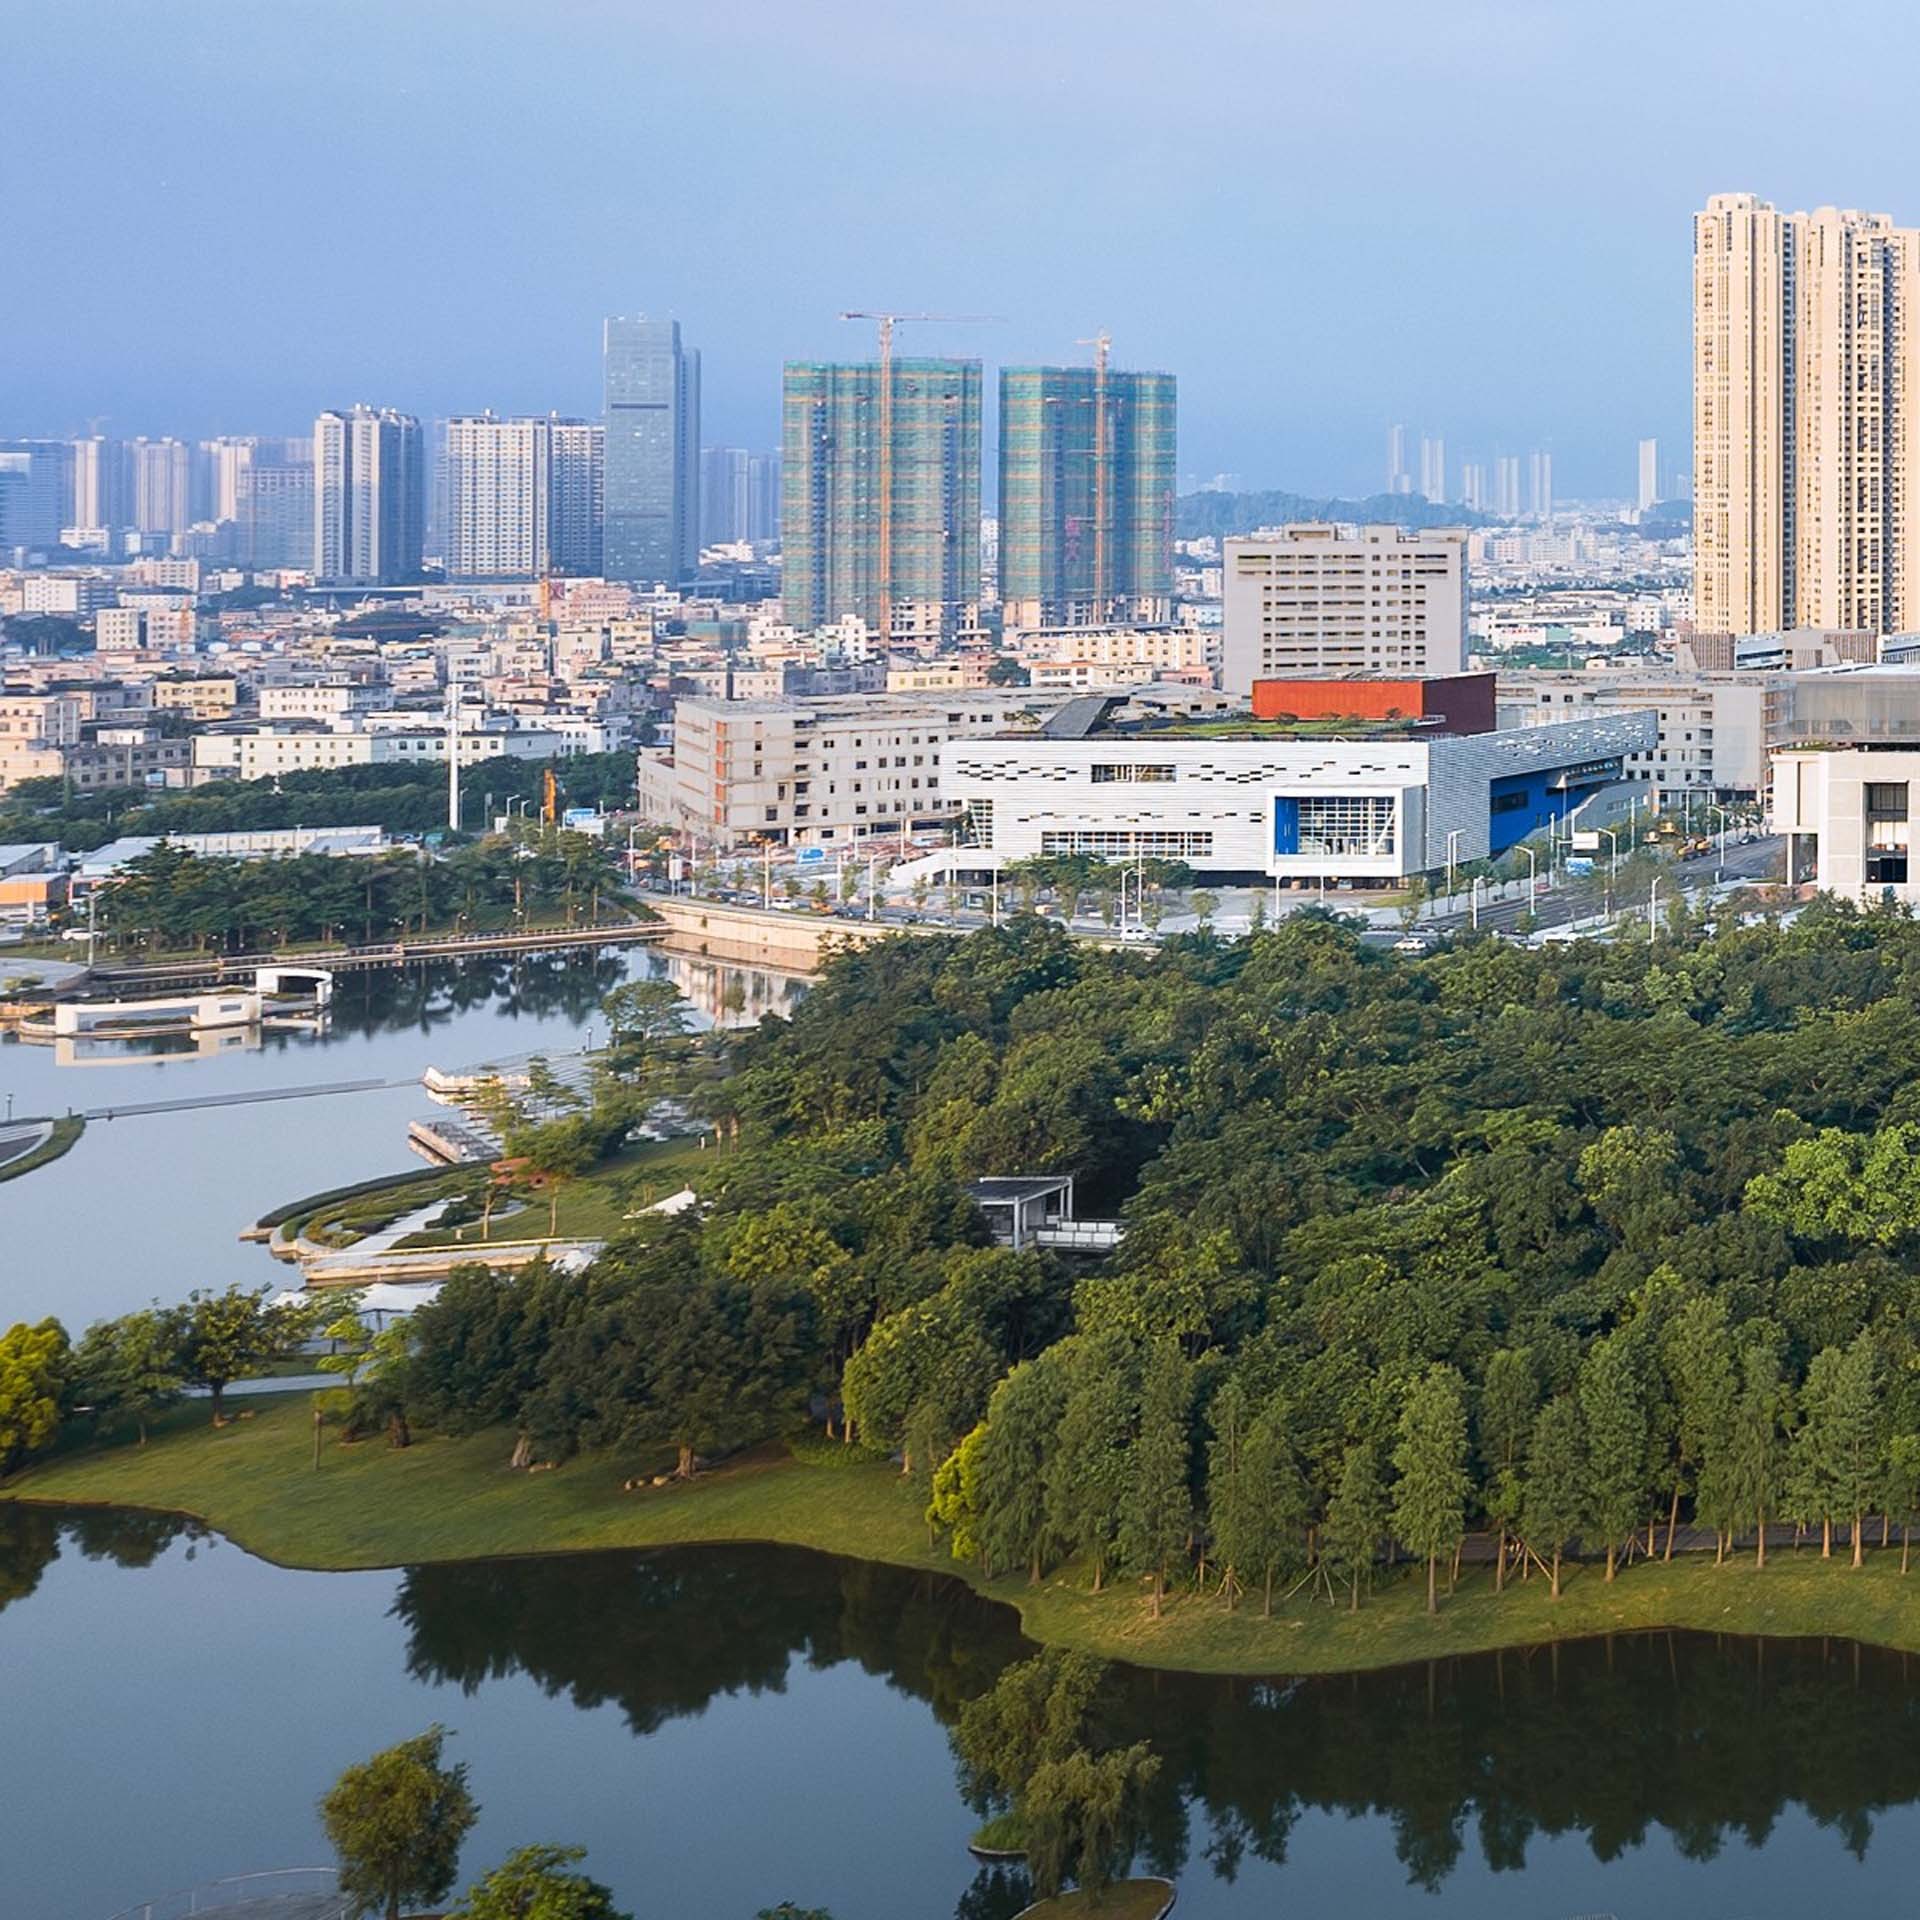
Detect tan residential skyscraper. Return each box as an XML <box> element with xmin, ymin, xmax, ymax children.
<box><xmin>1694</xmin><ymin>192</ymin><xmax>1920</xmax><ymax>636</ymax></box>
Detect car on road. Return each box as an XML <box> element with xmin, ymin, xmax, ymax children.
<box><xmin>1392</xmin><ymin>933</ymin><xmax>1433</xmax><ymax>953</ymax></box>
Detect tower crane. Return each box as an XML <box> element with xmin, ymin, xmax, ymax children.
<box><xmin>1074</xmin><ymin>331</ymin><xmax>1114</xmax><ymax>618</ymax></box>
<box><xmin>838</xmin><ymin>312</ymin><xmax>995</xmax><ymax>641</ymax></box>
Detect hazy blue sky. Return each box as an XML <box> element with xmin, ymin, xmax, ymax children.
<box><xmin>9</xmin><ymin>0</ymin><xmax>1920</xmax><ymax>497</ymax></box>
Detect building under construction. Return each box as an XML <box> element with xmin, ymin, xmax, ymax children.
<box><xmin>998</xmin><ymin>348</ymin><xmax>1176</xmax><ymax>633</ymax></box>
<box><xmin>780</xmin><ymin>356</ymin><xmax>983</xmax><ymax>638</ymax></box>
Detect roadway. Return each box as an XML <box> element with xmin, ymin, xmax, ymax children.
<box><xmin>1402</xmin><ymin>834</ymin><xmax>1785</xmax><ymax>943</ymax></box>
<box><xmin>650</xmin><ymin>837</ymin><xmax>1790</xmax><ymax>953</ymax></box>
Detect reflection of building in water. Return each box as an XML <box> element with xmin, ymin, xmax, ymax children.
<box><xmin>647</xmin><ymin>946</ymin><xmax>810</xmax><ymax>1029</ymax></box>
<box><xmin>20</xmin><ymin>967</ymin><xmax>334</xmax><ymax>1049</ymax></box>
<box><xmin>48</xmin><ymin>1026</ymin><xmax>268</xmax><ymax>1068</ymax></box>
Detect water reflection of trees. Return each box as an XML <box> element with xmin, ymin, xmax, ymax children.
<box><xmin>8</xmin><ymin>1520</ymin><xmax>1916</xmax><ymax>1898</ymax></box>
<box><xmin>1123</xmin><ymin>1632</ymin><xmax>1920</xmax><ymax>1890</ymax></box>
<box><xmin>324</xmin><ymin>953</ymin><xmax>630</xmax><ymax>1042</ymax></box>
<box><xmin>391</xmin><ymin>1547</ymin><xmax>1025</xmax><ymax>1738</ymax></box>
<box><xmin>393</xmin><ymin>1545</ymin><xmax>1920</xmax><ymax>1896</ymax></box>
<box><xmin>0</xmin><ymin>1507</ymin><xmax>200</xmax><ymax>1614</ymax></box>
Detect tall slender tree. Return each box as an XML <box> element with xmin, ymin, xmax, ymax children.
<box><xmin>1391</xmin><ymin>1365</ymin><xmax>1471</xmax><ymax>1615</ymax></box>
<box><xmin>975</xmin><ymin>1357</ymin><xmax>1067</xmax><ymax>1581</ymax></box>
<box><xmin>1579</xmin><ymin>1334</ymin><xmax>1648</xmax><ymax>1581</ymax></box>
<box><xmin>1479</xmin><ymin>1346</ymin><xmax>1536</xmax><ymax>1593</ymax></box>
<box><xmin>1120</xmin><ymin>1341</ymin><xmax>1193</xmax><ymax>1616</ymax></box>
<box><xmin>1045</xmin><ymin>1334</ymin><xmax>1137</xmax><ymax>1592</ymax></box>
<box><xmin>1725</xmin><ymin>1339</ymin><xmax>1792</xmax><ymax>1570</ymax></box>
<box><xmin>1209</xmin><ymin>1383</ymin><xmax>1309</xmax><ymax>1614</ymax></box>
<box><xmin>1321</xmin><ymin>1438</ymin><xmax>1389</xmax><ymax>1611</ymax></box>
<box><xmin>1662</xmin><ymin>1293</ymin><xmax>1737</xmax><ymax>1561</ymax></box>
<box><xmin>1521</xmin><ymin>1395</ymin><xmax>1586</xmax><ymax>1598</ymax></box>
<box><xmin>1825</xmin><ymin>1334</ymin><xmax>1883</xmax><ymax>1568</ymax></box>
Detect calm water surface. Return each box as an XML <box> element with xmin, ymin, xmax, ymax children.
<box><xmin>0</xmin><ymin>946</ymin><xmax>807</xmax><ymax>1330</ymax></box>
<box><xmin>7</xmin><ymin>1512</ymin><xmax>1920</xmax><ymax>1920</ymax></box>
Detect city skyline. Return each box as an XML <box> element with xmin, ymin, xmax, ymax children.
<box><xmin>18</xmin><ymin>2</ymin><xmax>1920</xmax><ymax>495</ymax></box>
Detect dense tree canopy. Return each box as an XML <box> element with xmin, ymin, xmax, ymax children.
<box><xmin>31</xmin><ymin>899</ymin><xmax>1920</xmax><ymax>1618</ymax></box>
<box><xmin>0</xmin><ymin>750</ymin><xmax>638</xmax><ymax>853</ymax></box>
<box><xmin>85</xmin><ymin>827</ymin><xmax>628</xmax><ymax>953</ymax></box>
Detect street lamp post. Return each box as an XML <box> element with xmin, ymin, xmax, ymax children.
<box><xmin>1709</xmin><ymin>805</ymin><xmax>1729</xmax><ymax>880</ymax></box>
<box><xmin>1519</xmin><ymin>844</ymin><xmax>1538</xmax><ymax>913</ymax></box>
<box><xmin>1598</xmin><ymin>827</ymin><xmax>1620</xmax><ymax>921</ymax></box>
<box><xmin>1649</xmin><ymin>875</ymin><xmax>1661</xmax><ymax>946</ymax></box>
<box><xmin>867</xmin><ymin>855</ymin><xmax>878</xmax><ymax>921</ymax></box>
<box><xmin>1444</xmin><ymin>827</ymin><xmax>1463</xmax><ymax>905</ymax></box>
<box><xmin>1470</xmin><ymin>874</ymin><xmax>1486</xmax><ymax>930</ymax></box>
<box><xmin>762</xmin><ymin>845</ymin><xmax>772</xmax><ymax>910</ymax></box>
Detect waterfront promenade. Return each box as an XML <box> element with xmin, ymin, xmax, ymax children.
<box><xmin>54</xmin><ymin>919</ymin><xmax>664</xmax><ymax>999</ymax></box>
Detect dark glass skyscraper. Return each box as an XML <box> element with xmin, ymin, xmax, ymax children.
<box><xmin>781</xmin><ymin>358</ymin><xmax>982</xmax><ymax>636</ymax></box>
<box><xmin>603</xmin><ymin>315</ymin><xmax>699</xmax><ymax>585</ymax></box>
<box><xmin>998</xmin><ymin>361</ymin><xmax>1176</xmax><ymax>629</ymax></box>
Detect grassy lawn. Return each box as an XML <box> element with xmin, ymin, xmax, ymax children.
<box><xmin>0</xmin><ymin>1115</ymin><xmax>85</xmax><ymax>1184</ymax></box>
<box><xmin>1016</xmin><ymin>1881</ymin><xmax>1174</xmax><ymax>1920</ymax></box>
<box><xmin>299</xmin><ymin>1167</ymin><xmax>478</xmax><ymax>1246</ymax></box>
<box><xmin>274</xmin><ymin>1134</ymin><xmax>712</xmax><ymax>1252</ymax></box>
<box><xmin>396</xmin><ymin>1134</ymin><xmax>712</xmax><ymax>1247</ymax></box>
<box><xmin>17</xmin><ymin>1397</ymin><xmax>1920</xmax><ymax>1677</ymax></box>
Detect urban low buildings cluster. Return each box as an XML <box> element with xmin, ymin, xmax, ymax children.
<box><xmin>20</xmin><ymin>192</ymin><xmax>1920</xmax><ymax>912</ymax></box>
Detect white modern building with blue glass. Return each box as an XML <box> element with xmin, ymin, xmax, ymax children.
<box><xmin>946</xmin><ymin>708</ymin><xmax>1654</xmax><ymax>885</ymax></box>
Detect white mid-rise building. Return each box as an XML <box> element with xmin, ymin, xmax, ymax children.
<box><xmin>195</xmin><ymin>720</ymin><xmax>612</xmax><ymax>783</ymax></box>
<box><xmin>1222</xmin><ymin>524</ymin><xmax>1468</xmax><ymax>694</ymax></box>
<box><xmin>1774</xmin><ymin>747</ymin><xmax>1920</xmax><ymax>902</ymax></box>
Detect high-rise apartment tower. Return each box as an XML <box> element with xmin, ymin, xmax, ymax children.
<box><xmin>312</xmin><ymin>406</ymin><xmax>425</xmax><ymax>585</ymax></box>
<box><xmin>1528</xmin><ymin>450</ymin><xmax>1553</xmax><ymax>520</ymax></box>
<box><xmin>998</xmin><ymin>357</ymin><xmax>1176</xmax><ymax>630</ymax></box>
<box><xmin>129</xmin><ymin>437</ymin><xmax>192</xmax><ymax>541</ymax></box>
<box><xmin>71</xmin><ymin>435</ymin><xmax>127</xmax><ymax>548</ymax></box>
<box><xmin>781</xmin><ymin>358</ymin><xmax>982</xmax><ymax>636</ymax></box>
<box><xmin>1386</xmin><ymin>423</ymin><xmax>1410</xmax><ymax>495</ymax></box>
<box><xmin>1495</xmin><ymin>456</ymin><xmax>1522</xmax><ymax>519</ymax></box>
<box><xmin>547</xmin><ymin>421</ymin><xmax>604</xmax><ymax>576</ymax></box>
<box><xmin>1694</xmin><ymin>192</ymin><xmax>1920</xmax><ymax>635</ymax></box>
<box><xmin>443</xmin><ymin>415</ymin><xmax>602</xmax><ymax>579</ymax></box>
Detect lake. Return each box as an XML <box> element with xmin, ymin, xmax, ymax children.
<box><xmin>11</xmin><ymin>949</ymin><xmax>1920</xmax><ymax>1920</ymax></box>
<box><xmin>9</xmin><ymin>1508</ymin><xmax>1920</xmax><ymax>1919</ymax></box>
<box><xmin>0</xmin><ymin>944</ymin><xmax>807</xmax><ymax>1331</ymax></box>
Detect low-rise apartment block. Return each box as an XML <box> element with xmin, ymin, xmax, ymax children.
<box><xmin>637</xmin><ymin>689</ymin><xmax>1053</xmax><ymax>848</ymax></box>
